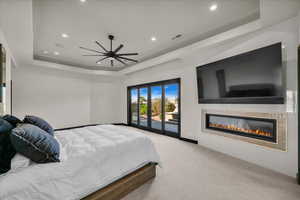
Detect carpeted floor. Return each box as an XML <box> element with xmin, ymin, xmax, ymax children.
<box><xmin>122</xmin><ymin>127</ymin><xmax>300</xmax><ymax>200</ymax></box>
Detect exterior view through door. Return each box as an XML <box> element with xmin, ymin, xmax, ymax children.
<box><xmin>128</xmin><ymin>79</ymin><xmax>180</xmax><ymax>138</ymax></box>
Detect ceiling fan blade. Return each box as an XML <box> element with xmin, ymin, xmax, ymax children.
<box><xmin>96</xmin><ymin>56</ymin><xmax>109</xmax><ymax>63</ymax></box>
<box><xmin>82</xmin><ymin>54</ymin><xmax>106</xmax><ymax>56</ymax></box>
<box><xmin>80</xmin><ymin>47</ymin><xmax>104</xmax><ymax>54</ymax></box>
<box><xmin>111</xmin><ymin>60</ymin><xmax>114</xmax><ymax>67</ymax></box>
<box><xmin>95</xmin><ymin>41</ymin><xmax>108</xmax><ymax>52</ymax></box>
<box><xmin>115</xmin><ymin>57</ymin><xmax>127</xmax><ymax>66</ymax></box>
<box><xmin>117</xmin><ymin>53</ymin><xmax>138</xmax><ymax>56</ymax></box>
<box><xmin>113</xmin><ymin>44</ymin><xmax>124</xmax><ymax>54</ymax></box>
<box><xmin>110</xmin><ymin>39</ymin><xmax>112</xmax><ymax>51</ymax></box>
<box><xmin>118</xmin><ymin>56</ymin><xmax>138</xmax><ymax>63</ymax></box>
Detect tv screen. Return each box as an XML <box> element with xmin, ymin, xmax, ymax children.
<box><xmin>196</xmin><ymin>43</ymin><xmax>284</xmax><ymax>104</ymax></box>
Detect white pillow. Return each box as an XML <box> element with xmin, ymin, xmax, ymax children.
<box><xmin>10</xmin><ymin>154</ymin><xmax>31</xmax><ymax>171</ymax></box>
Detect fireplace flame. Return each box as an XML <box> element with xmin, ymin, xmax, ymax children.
<box><xmin>209</xmin><ymin>123</ymin><xmax>272</xmax><ymax>137</ymax></box>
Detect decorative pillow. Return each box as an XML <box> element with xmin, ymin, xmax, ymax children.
<box><xmin>23</xmin><ymin>115</ymin><xmax>54</xmax><ymax>136</ymax></box>
<box><xmin>0</xmin><ymin>118</ymin><xmax>13</xmax><ymax>134</ymax></box>
<box><xmin>2</xmin><ymin>115</ymin><xmax>22</xmax><ymax>127</ymax></box>
<box><xmin>0</xmin><ymin>119</ymin><xmax>16</xmax><ymax>174</ymax></box>
<box><xmin>10</xmin><ymin>124</ymin><xmax>60</xmax><ymax>163</ymax></box>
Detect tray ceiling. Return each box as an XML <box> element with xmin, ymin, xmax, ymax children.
<box><xmin>33</xmin><ymin>0</ymin><xmax>259</xmax><ymax>71</ymax></box>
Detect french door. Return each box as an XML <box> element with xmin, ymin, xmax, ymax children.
<box><xmin>128</xmin><ymin>78</ymin><xmax>180</xmax><ymax>138</ymax></box>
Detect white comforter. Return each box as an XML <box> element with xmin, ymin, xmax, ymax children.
<box><xmin>0</xmin><ymin>125</ymin><xmax>160</xmax><ymax>200</ymax></box>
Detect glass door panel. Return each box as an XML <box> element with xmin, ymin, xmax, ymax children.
<box><xmin>151</xmin><ymin>86</ymin><xmax>162</xmax><ymax>130</ymax></box>
<box><xmin>130</xmin><ymin>89</ymin><xmax>138</xmax><ymax>125</ymax></box>
<box><xmin>164</xmin><ymin>83</ymin><xmax>179</xmax><ymax>134</ymax></box>
<box><xmin>128</xmin><ymin>79</ymin><xmax>180</xmax><ymax>138</ymax></box>
<box><xmin>139</xmin><ymin>87</ymin><xmax>148</xmax><ymax>127</ymax></box>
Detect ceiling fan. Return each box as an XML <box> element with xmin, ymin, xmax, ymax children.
<box><xmin>80</xmin><ymin>35</ymin><xmax>138</xmax><ymax>67</ymax></box>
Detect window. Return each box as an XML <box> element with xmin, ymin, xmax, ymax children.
<box><xmin>128</xmin><ymin>78</ymin><xmax>180</xmax><ymax>138</ymax></box>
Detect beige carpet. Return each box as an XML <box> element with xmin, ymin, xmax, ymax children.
<box><xmin>122</xmin><ymin>127</ymin><xmax>300</xmax><ymax>200</ymax></box>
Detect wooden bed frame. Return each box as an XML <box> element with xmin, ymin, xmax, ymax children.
<box><xmin>82</xmin><ymin>163</ymin><xmax>157</xmax><ymax>200</ymax></box>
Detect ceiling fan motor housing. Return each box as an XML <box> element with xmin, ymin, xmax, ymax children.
<box><xmin>108</xmin><ymin>35</ymin><xmax>114</xmax><ymax>40</ymax></box>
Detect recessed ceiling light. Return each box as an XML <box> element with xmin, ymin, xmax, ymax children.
<box><xmin>151</xmin><ymin>37</ymin><xmax>157</xmax><ymax>42</ymax></box>
<box><xmin>43</xmin><ymin>50</ymin><xmax>49</xmax><ymax>54</ymax></box>
<box><xmin>96</xmin><ymin>61</ymin><xmax>101</xmax><ymax>64</ymax></box>
<box><xmin>61</xmin><ymin>33</ymin><xmax>69</xmax><ymax>38</ymax></box>
<box><xmin>54</xmin><ymin>51</ymin><xmax>60</xmax><ymax>55</ymax></box>
<box><xmin>210</xmin><ymin>3</ymin><xmax>218</xmax><ymax>11</ymax></box>
<box><xmin>80</xmin><ymin>0</ymin><xmax>86</xmax><ymax>2</ymax></box>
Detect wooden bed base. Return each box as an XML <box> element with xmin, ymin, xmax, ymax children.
<box><xmin>82</xmin><ymin>163</ymin><xmax>156</xmax><ymax>200</ymax></box>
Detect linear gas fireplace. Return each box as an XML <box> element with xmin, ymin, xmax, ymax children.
<box><xmin>201</xmin><ymin>110</ymin><xmax>287</xmax><ymax>151</ymax></box>
<box><xmin>206</xmin><ymin>114</ymin><xmax>277</xmax><ymax>143</ymax></box>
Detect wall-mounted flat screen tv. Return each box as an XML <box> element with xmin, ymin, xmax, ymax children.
<box><xmin>196</xmin><ymin>43</ymin><xmax>284</xmax><ymax>104</ymax></box>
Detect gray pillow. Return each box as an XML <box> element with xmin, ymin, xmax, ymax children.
<box><xmin>0</xmin><ymin>118</ymin><xmax>13</xmax><ymax>134</ymax></box>
<box><xmin>10</xmin><ymin>124</ymin><xmax>60</xmax><ymax>163</ymax></box>
<box><xmin>2</xmin><ymin>115</ymin><xmax>22</xmax><ymax>128</ymax></box>
<box><xmin>23</xmin><ymin>115</ymin><xmax>54</xmax><ymax>136</ymax></box>
<box><xmin>0</xmin><ymin>119</ymin><xmax>16</xmax><ymax>174</ymax></box>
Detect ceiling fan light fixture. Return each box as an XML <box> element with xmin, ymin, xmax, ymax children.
<box><xmin>80</xmin><ymin>35</ymin><xmax>139</xmax><ymax>67</ymax></box>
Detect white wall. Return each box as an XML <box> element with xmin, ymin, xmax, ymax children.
<box><xmin>90</xmin><ymin>76</ymin><xmax>123</xmax><ymax>124</ymax></box>
<box><xmin>121</xmin><ymin>17</ymin><xmax>299</xmax><ymax>177</ymax></box>
<box><xmin>12</xmin><ymin>64</ymin><xmax>123</xmax><ymax>129</ymax></box>
<box><xmin>12</xmin><ymin>65</ymin><xmax>91</xmax><ymax>129</ymax></box>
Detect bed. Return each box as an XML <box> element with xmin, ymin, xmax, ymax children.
<box><xmin>0</xmin><ymin>125</ymin><xmax>160</xmax><ymax>200</ymax></box>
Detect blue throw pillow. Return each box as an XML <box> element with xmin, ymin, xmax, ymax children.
<box><xmin>23</xmin><ymin>115</ymin><xmax>54</xmax><ymax>136</ymax></box>
<box><xmin>2</xmin><ymin>115</ymin><xmax>22</xmax><ymax>127</ymax></box>
<box><xmin>0</xmin><ymin>118</ymin><xmax>16</xmax><ymax>174</ymax></box>
<box><xmin>10</xmin><ymin>124</ymin><xmax>60</xmax><ymax>163</ymax></box>
<box><xmin>0</xmin><ymin>118</ymin><xmax>13</xmax><ymax>134</ymax></box>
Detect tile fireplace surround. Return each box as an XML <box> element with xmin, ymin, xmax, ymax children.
<box><xmin>201</xmin><ymin>109</ymin><xmax>287</xmax><ymax>151</ymax></box>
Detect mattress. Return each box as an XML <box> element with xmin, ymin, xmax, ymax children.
<box><xmin>0</xmin><ymin>125</ymin><xmax>160</xmax><ymax>200</ymax></box>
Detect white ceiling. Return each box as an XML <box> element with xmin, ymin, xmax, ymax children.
<box><xmin>33</xmin><ymin>0</ymin><xmax>260</xmax><ymax>71</ymax></box>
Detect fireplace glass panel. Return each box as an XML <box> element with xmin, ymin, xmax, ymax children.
<box><xmin>206</xmin><ymin>114</ymin><xmax>276</xmax><ymax>142</ymax></box>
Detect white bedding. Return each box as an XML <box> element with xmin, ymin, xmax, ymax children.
<box><xmin>10</xmin><ymin>154</ymin><xmax>31</xmax><ymax>172</ymax></box>
<box><xmin>0</xmin><ymin>125</ymin><xmax>160</xmax><ymax>200</ymax></box>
